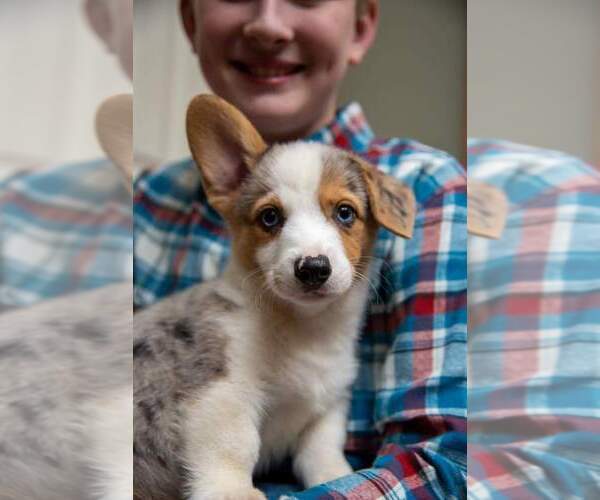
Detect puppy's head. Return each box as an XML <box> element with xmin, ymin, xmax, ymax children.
<box><xmin>187</xmin><ymin>95</ymin><xmax>414</xmax><ymax>307</ymax></box>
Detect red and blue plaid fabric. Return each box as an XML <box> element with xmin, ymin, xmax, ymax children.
<box><xmin>0</xmin><ymin>159</ymin><xmax>132</xmax><ymax>310</ymax></box>
<box><xmin>467</xmin><ymin>139</ymin><xmax>600</xmax><ymax>498</ymax></box>
<box><xmin>134</xmin><ymin>102</ymin><xmax>467</xmax><ymax>499</ymax></box>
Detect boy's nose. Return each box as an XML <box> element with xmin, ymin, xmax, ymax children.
<box><xmin>243</xmin><ymin>0</ymin><xmax>294</xmax><ymax>50</ymax></box>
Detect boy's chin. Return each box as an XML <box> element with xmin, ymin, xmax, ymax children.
<box><xmin>243</xmin><ymin>97</ymin><xmax>303</xmax><ymax>118</ymax></box>
<box><xmin>231</xmin><ymin>94</ymin><xmax>318</xmax><ymax>140</ymax></box>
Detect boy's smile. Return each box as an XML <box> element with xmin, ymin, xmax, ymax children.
<box><xmin>228</xmin><ymin>56</ymin><xmax>306</xmax><ymax>86</ymax></box>
<box><xmin>181</xmin><ymin>0</ymin><xmax>377</xmax><ymax>143</ymax></box>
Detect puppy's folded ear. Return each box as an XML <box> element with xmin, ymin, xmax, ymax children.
<box><xmin>186</xmin><ymin>94</ymin><xmax>267</xmax><ymax>215</ymax></box>
<box><xmin>356</xmin><ymin>157</ymin><xmax>416</xmax><ymax>238</ymax></box>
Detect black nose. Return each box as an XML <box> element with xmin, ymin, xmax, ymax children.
<box><xmin>294</xmin><ymin>255</ymin><xmax>332</xmax><ymax>289</ymax></box>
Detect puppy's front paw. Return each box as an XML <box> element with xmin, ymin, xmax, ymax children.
<box><xmin>190</xmin><ymin>486</ymin><xmax>266</xmax><ymax>500</ymax></box>
<box><xmin>222</xmin><ymin>488</ymin><xmax>266</xmax><ymax>500</ymax></box>
<box><xmin>296</xmin><ymin>454</ymin><xmax>353</xmax><ymax>488</ymax></box>
<box><xmin>310</xmin><ymin>460</ymin><xmax>353</xmax><ymax>486</ymax></box>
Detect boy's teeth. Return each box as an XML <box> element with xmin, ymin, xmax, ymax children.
<box><xmin>250</xmin><ymin>67</ymin><xmax>293</xmax><ymax>78</ymax></box>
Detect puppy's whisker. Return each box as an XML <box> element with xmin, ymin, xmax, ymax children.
<box><xmin>252</xmin><ymin>281</ymin><xmax>265</xmax><ymax>311</ymax></box>
<box><xmin>353</xmin><ymin>256</ymin><xmax>394</xmax><ymax>294</ymax></box>
<box><xmin>249</xmin><ymin>278</ymin><xmax>274</xmax><ymax>313</ymax></box>
<box><xmin>353</xmin><ymin>270</ymin><xmax>381</xmax><ymax>303</ymax></box>
<box><xmin>238</xmin><ymin>268</ymin><xmax>272</xmax><ymax>312</ymax></box>
<box><xmin>353</xmin><ymin>255</ymin><xmax>386</xmax><ymax>271</ymax></box>
<box><xmin>260</xmin><ymin>283</ymin><xmax>277</xmax><ymax>315</ymax></box>
<box><xmin>241</xmin><ymin>268</ymin><xmax>264</xmax><ymax>290</ymax></box>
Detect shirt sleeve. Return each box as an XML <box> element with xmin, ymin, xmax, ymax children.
<box><xmin>285</xmin><ymin>159</ymin><xmax>468</xmax><ymax>499</ymax></box>
<box><xmin>466</xmin><ymin>144</ymin><xmax>600</xmax><ymax>499</ymax></box>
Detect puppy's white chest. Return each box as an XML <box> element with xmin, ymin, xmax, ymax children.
<box><xmin>273</xmin><ymin>341</ymin><xmax>354</xmax><ymax>409</ymax></box>
<box><xmin>254</xmin><ymin>320</ymin><xmax>358</xmax><ymax>471</ymax></box>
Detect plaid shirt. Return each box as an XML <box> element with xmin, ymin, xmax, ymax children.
<box><xmin>134</xmin><ymin>102</ymin><xmax>467</xmax><ymax>499</ymax></box>
<box><xmin>467</xmin><ymin>139</ymin><xmax>600</xmax><ymax>498</ymax></box>
<box><xmin>0</xmin><ymin>159</ymin><xmax>132</xmax><ymax>309</ymax></box>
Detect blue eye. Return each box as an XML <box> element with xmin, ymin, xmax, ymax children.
<box><xmin>259</xmin><ymin>207</ymin><xmax>282</xmax><ymax>230</ymax></box>
<box><xmin>336</xmin><ymin>204</ymin><xmax>356</xmax><ymax>226</ymax></box>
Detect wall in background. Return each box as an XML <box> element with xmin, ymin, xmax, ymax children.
<box><xmin>5</xmin><ymin>2</ymin><xmax>596</xmax><ymax>168</ymax></box>
<box><xmin>468</xmin><ymin>0</ymin><xmax>600</xmax><ymax>166</ymax></box>
<box><xmin>134</xmin><ymin>0</ymin><xmax>466</xmax><ymax>164</ymax></box>
<box><xmin>133</xmin><ymin>0</ymin><xmax>209</xmax><ymax>165</ymax></box>
<box><xmin>0</xmin><ymin>0</ymin><xmax>131</xmax><ymax>165</ymax></box>
<box><xmin>340</xmin><ymin>0</ymin><xmax>466</xmax><ymax>164</ymax></box>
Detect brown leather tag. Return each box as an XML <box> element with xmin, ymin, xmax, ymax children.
<box><xmin>468</xmin><ymin>181</ymin><xmax>508</xmax><ymax>239</ymax></box>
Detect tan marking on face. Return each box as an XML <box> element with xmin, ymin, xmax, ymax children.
<box><xmin>230</xmin><ymin>193</ymin><xmax>284</xmax><ymax>273</ymax></box>
<box><xmin>249</xmin><ymin>193</ymin><xmax>282</xmax><ymax>222</ymax></box>
<box><xmin>318</xmin><ymin>164</ymin><xmax>375</xmax><ymax>274</ymax></box>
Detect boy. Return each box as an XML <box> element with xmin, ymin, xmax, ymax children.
<box><xmin>134</xmin><ymin>1</ymin><xmax>466</xmax><ymax>499</ymax></box>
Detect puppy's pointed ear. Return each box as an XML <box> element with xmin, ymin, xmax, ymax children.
<box><xmin>356</xmin><ymin>157</ymin><xmax>415</xmax><ymax>238</ymax></box>
<box><xmin>186</xmin><ymin>94</ymin><xmax>267</xmax><ymax>214</ymax></box>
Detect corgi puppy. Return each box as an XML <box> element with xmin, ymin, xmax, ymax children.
<box><xmin>133</xmin><ymin>95</ymin><xmax>415</xmax><ymax>500</ymax></box>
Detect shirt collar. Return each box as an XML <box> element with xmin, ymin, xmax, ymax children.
<box><xmin>307</xmin><ymin>102</ymin><xmax>374</xmax><ymax>154</ymax></box>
